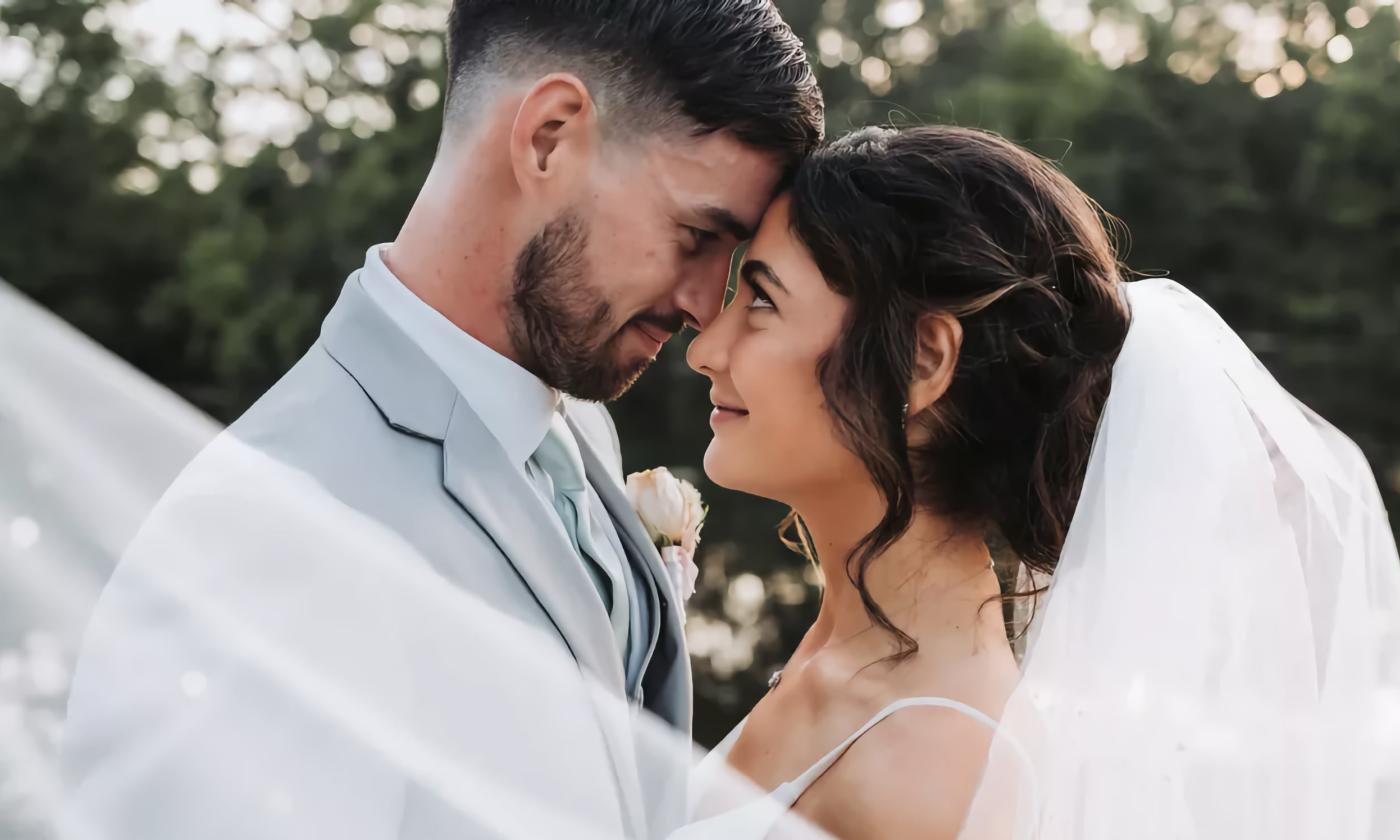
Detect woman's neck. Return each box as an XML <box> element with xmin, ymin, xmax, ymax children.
<box><xmin>790</xmin><ymin>483</ymin><xmax>1002</xmax><ymax>667</ymax></box>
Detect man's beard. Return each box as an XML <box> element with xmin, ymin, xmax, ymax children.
<box><xmin>508</xmin><ymin>211</ymin><xmax>652</xmax><ymax>402</ymax></box>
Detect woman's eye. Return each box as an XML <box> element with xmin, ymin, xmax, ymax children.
<box><xmin>744</xmin><ymin>279</ymin><xmax>775</xmax><ymax>311</ymax></box>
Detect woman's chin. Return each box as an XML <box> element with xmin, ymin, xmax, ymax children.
<box><xmin>702</xmin><ymin>447</ymin><xmax>788</xmax><ymax>506</ymax></box>
<box><xmin>701</xmin><ymin>444</ymin><xmax>750</xmax><ymax>494</ymax></box>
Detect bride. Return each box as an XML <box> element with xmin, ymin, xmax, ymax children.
<box><xmin>674</xmin><ymin>125</ymin><xmax>1400</xmax><ymax>839</ymax></box>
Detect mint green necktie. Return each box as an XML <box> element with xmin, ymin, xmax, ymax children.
<box><xmin>531</xmin><ymin>413</ymin><xmax>629</xmax><ymax>659</ymax></box>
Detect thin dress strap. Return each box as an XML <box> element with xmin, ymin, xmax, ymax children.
<box><xmin>772</xmin><ymin>697</ymin><xmax>1000</xmax><ymax>807</ymax></box>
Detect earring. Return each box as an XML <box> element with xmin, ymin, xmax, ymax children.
<box><xmin>901</xmin><ymin>402</ymin><xmax>910</xmax><ymax>432</ymax></box>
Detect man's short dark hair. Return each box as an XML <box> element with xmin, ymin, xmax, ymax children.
<box><xmin>444</xmin><ymin>0</ymin><xmax>824</xmax><ymax>165</ymax></box>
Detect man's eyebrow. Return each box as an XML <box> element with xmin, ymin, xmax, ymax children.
<box><xmin>740</xmin><ymin>259</ymin><xmax>788</xmax><ymax>294</ymax></box>
<box><xmin>696</xmin><ymin>205</ymin><xmax>756</xmax><ymax>241</ymax></box>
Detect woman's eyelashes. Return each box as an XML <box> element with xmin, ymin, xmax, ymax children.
<box><xmin>744</xmin><ymin>276</ymin><xmax>776</xmax><ymax>312</ymax></box>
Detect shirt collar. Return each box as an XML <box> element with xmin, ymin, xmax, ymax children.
<box><xmin>360</xmin><ymin>244</ymin><xmax>560</xmax><ymax>466</ymax></box>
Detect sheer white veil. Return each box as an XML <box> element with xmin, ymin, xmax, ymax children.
<box><xmin>0</xmin><ymin>279</ymin><xmax>694</xmax><ymax>840</ymax></box>
<box><xmin>0</xmin><ymin>280</ymin><xmax>219</xmax><ymax>834</ymax></box>
<box><xmin>958</xmin><ymin>278</ymin><xmax>1400</xmax><ymax>840</ymax></box>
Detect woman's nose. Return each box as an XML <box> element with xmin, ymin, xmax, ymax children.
<box><xmin>685</xmin><ymin>303</ymin><xmax>734</xmax><ymax>378</ymax></box>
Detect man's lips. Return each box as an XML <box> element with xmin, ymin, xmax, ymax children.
<box><xmin>626</xmin><ymin>322</ymin><xmax>670</xmax><ymax>360</ymax></box>
<box><xmin>632</xmin><ymin>322</ymin><xmax>673</xmax><ymax>345</ymax></box>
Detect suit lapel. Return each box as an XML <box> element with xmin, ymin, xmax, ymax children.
<box><xmin>322</xmin><ymin>274</ymin><xmax>648</xmax><ymax>838</ymax></box>
<box><xmin>321</xmin><ymin>271</ymin><xmax>456</xmax><ymax>440</ymax></box>
<box><xmin>324</xmin><ymin>273</ymin><xmax>626</xmax><ymax>692</ymax></box>
<box><xmin>439</xmin><ymin>398</ymin><xmax>650</xmax><ymax>837</ymax></box>
<box><xmin>440</xmin><ymin>400</ymin><xmax>625</xmax><ymax>689</ymax></box>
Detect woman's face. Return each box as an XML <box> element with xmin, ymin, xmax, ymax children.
<box><xmin>686</xmin><ymin>194</ymin><xmax>870</xmax><ymax>504</ymax></box>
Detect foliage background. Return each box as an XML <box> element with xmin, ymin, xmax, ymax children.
<box><xmin>2</xmin><ymin>0</ymin><xmax>1398</xmax><ymax>782</ymax></box>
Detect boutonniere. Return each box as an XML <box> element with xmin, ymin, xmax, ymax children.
<box><xmin>625</xmin><ymin>468</ymin><xmax>706</xmax><ymax>620</ymax></box>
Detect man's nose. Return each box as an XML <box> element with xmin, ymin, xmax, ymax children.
<box><xmin>674</xmin><ymin>259</ymin><xmax>731</xmax><ymax>329</ymax></box>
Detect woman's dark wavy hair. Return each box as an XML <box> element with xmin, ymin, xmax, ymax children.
<box><xmin>784</xmin><ymin>125</ymin><xmax>1132</xmax><ymax>660</ymax></box>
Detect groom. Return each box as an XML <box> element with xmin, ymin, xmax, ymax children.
<box><xmin>61</xmin><ymin>2</ymin><xmax>822</xmax><ymax>839</ymax></box>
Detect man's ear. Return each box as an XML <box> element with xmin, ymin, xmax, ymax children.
<box><xmin>509</xmin><ymin>73</ymin><xmax>596</xmax><ymax>197</ymax></box>
<box><xmin>907</xmin><ymin>311</ymin><xmax>963</xmax><ymax>418</ymax></box>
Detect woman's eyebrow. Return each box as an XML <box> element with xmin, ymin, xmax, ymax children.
<box><xmin>740</xmin><ymin>259</ymin><xmax>788</xmax><ymax>294</ymax></box>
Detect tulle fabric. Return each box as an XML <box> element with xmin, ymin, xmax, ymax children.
<box><xmin>1</xmin><ymin>280</ymin><xmax>685</xmax><ymax>839</ymax></box>
<box><xmin>957</xmin><ymin>279</ymin><xmax>1400</xmax><ymax>840</ymax></box>
<box><xmin>0</xmin><ymin>281</ymin><xmax>218</xmax><ymax>834</ymax></box>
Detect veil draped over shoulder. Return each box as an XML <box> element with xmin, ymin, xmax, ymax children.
<box><xmin>958</xmin><ymin>278</ymin><xmax>1400</xmax><ymax>840</ymax></box>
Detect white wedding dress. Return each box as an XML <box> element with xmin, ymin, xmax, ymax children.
<box><xmin>670</xmin><ymin>693</ymin><xmax>1016</xmax><ymax>840</ymax></box>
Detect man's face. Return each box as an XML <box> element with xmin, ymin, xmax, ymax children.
<box><xmin>507</xmin><ymin>130</ymin><xmax>783</xmax><ymax>402</ymax></box>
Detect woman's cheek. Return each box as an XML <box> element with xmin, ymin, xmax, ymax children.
<box><xmin>736</xmin><ymin>345</ymin><xmax>818</xmax><ymax>464</ymax></box>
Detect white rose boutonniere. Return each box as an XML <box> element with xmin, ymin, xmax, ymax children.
<box><xmin>625</xmin><ymin>468</ymin><xmax>705</xmax><ymax>620</ymax></box>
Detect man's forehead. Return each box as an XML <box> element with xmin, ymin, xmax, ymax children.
<box><xmin>640</xmin><ymin>133</ymin><xmax>783</xmax><ymax>227</ymax></box>
<box><xmin>652</xmin><ymin>129</ymin><xmax>771</xmax><ymax>168</ymax></box>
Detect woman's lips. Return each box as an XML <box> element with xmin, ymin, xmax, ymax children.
<box><xmin>709</xmin><ymin>404</ymin><xmax>749</xmax><ymax>427</ymax></box>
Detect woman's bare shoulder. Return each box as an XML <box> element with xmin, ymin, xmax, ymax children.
<box><xmin>806</xmin><ymin>700</ymin><xmax>1001</xmax><ymax>840</ymax></box>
